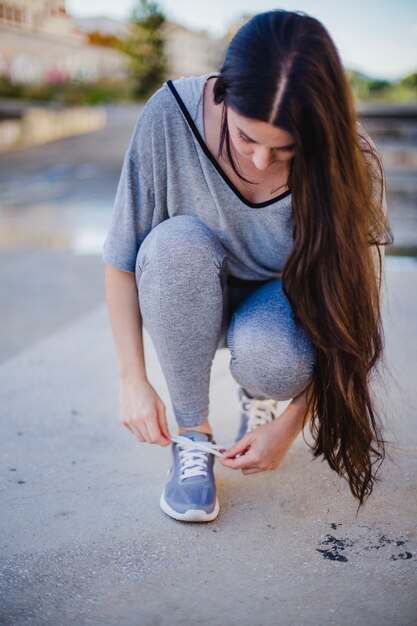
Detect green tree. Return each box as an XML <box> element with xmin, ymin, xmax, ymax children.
<box><xmin>367</xmin><ymin>79</ymin><xmax>391</xmax><ymax>94</ymax></box>
<box><xmin>401</xmin><ymin>72</ymin><xmax>417</xmax><ymax>89</ymax></box>
<box><xmin>118</xmin><ymin>0</ymin><xmax>167</xmax><ymax>100</ymax></box>
<box><xmin>347</xmin><ymin>70</ymin><xmax>370</xmax><ymax>100</ymax></box>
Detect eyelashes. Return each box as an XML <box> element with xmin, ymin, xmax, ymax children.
<box><xmin>237</xmin><ymin>131</ymin><xmax>295</xmax><ymax>152</ymax></box>
<box><xmin>238</xmin><ymin>133</ymin><xmax>253</xmax><ymax>143</ymax></box>
<box><xmin>277</xmin><ymin>145</ymin><xmax>296</xmax><ymax>152</ymax></box>
<box><xmin>238</xmin><ymin>132</ymin><xmax>255</xmax><ymax>144</ymax></box>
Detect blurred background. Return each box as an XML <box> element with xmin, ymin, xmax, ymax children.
<box><xmin>0</xmin><ymin>0</ymin><xmax>416</xmax><ymax>362</ymax></box>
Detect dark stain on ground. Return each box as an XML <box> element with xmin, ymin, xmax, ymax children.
<box><xmin>316</xmin><ymin>549</ymin><xmax>348</xmax><ymax>562</ymax></box>
<box><xmin>316</xmin><ymin>524</ymin><xmax>414</xmax><ymax>563</ymax></box>
<box><xmin>363</xmin><ymin>534</ymin><xmax>406</xmax><ymax>551</ymax></box>
<box><xmin>390</xmin><ymin>552</ymin><xmax>412</xmax><ymax>560</ymax></box>
<box><xmin>316</xmin><ymin>534</ymin><xmax>354</xmax><ymax>562</ymax></box>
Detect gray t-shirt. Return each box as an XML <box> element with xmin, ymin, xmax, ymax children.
<box><xmin>102</xmin><ymin>71</ymin><xmax>387</xmax><ymax>283</ymax></box>
<box><xmin>102</xmin><ymin>71</ymin><xmax>295</xmax><ymax>280</ymax></box>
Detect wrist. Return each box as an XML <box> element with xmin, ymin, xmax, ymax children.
<box><xmin>273</xmin><ymin>401</ymin><xmax>309</xmax><ymax>439</ymax></box>
<box><xmin>118</xmin><ymin>369</ymin><xmax>148</xmax><ymax>386</ymax></box>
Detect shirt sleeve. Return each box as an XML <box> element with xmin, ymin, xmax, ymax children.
<box><xmin>102</xmin><ymin>148</ymin><xmax>155</xmax><ymax>274</ymax></box>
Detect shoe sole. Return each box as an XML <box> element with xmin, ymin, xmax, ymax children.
<box><xmin>159</xmin><ymin>490</ymin><xmax>220</xmax><ymax>522</ymax></box>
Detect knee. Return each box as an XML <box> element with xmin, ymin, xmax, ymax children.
<box><xmin>228</xmin><ymin>319</ymin><xmax>315</xmax><ymax>400</ymax></box>
<box><xmin>135</xmin><ymin>215</ymin><xmax>227</xmax><ymax>280</ymax></box>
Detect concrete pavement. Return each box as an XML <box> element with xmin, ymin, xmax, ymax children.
<box><xmin>0</xmin><ymin>250</ymin><xmax>105</xmax><ymax>363</ymax></box>
<box><xmin>0</xmin><ymin>265</ymin><xmax>416</xmax><ymax>625</ymax></box>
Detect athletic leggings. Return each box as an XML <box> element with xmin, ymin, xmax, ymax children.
<box><xmin>135</xmin><ymin>215</ymin><xmax>315</xmax><ymax>427</ymax></box>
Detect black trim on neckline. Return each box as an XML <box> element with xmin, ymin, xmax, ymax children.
<box><xmin>166</xmin><ymin>79</ymin><xmax>291</xmax><ymax>210</ymax></box>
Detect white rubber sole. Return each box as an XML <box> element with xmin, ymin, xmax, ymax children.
<box><xmin>160</xmin><ymin>490</ymin><xmax>220</xmax><ymax>522</ymax></box>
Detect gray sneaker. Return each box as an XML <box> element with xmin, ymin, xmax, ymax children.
<box><xmin>160</xmin><ymin>430</ymin><xmax>224</xmax><ymax>522</ymax></box>
<box><xmin>235</xmin><ymin>387</ymin><xmax>282</xmax><ymax>442</ymax></box>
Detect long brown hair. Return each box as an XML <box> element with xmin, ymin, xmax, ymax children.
<box><xmin>213</xmin><ymin>10</ymin><xmax>394</xmax><ymax>506</ymax></box>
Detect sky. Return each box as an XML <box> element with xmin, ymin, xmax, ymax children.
<box><xmin>67</xmin><ymin>0</ymin><xmax>417</xmax><ymax>80</ymax></box>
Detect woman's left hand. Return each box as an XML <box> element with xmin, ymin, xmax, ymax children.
<box><xmin>218</xmin><ymin>409</ymin><xmax>303</xmax><ymax>474</ymax></box>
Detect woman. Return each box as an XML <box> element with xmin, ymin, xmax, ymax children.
<box><xmin>103</xmin><ymin>10</ymin><xmax>393</xmax><ymax>522</ymax></box>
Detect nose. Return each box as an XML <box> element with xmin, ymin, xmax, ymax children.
<box><xmin>251</xmin><ymin>148</ymin><xmax>274</xmax><ymax>171</ymax></box>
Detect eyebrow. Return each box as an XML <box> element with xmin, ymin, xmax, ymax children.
<box><xmin>237</xmin><ymin>126</ymin><xmax>295</xmax><ymax>150</ymax></box>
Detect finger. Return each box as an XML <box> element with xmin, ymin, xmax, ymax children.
<box><xmin>130</xmin><ymin>420</ymin><xmax>148</xmax><ymax>443</ymax></box>
<box><xmin>147</xmin><ymin>418</ymin><xmax>171</xmax><ymax>446</ymax></box>
<box><xmin>141</xmin><ymin>421</ymin><xmax>153</xmax><ymax>443</ymax></box>
<box><xmin>219</xmin><ymin>449</ymin><xmax>258</xmax><ymax>470</ymax></box>
<box><xmin>158</xmin><ymin>436</ymin><xmax>172</xmax><ymax>447</ymax></box>
<box><xmin>121</xmin><ymin>409</ymin><xmax>143</xmax><ymax>440</ymax></box>
<box><xmin>136</xmin><ymin>430</ymin><xmax>146</xmax><ymax>443</ymax></box>
<box><xmin>158</xmin><ymin>432</ymin><xmax>172</xmax><ymax>447</ymax></box>
<box><xmin>122</xmin><ymin>420</ymin><xmax>133</xmax><ymax>434</ymax></box>
<box><xmin>221</xmin><ymin>435</ymin><xmax>252</xmax><ymax>459</ymax></box>
<box><xmin>242</xmin><ymin>467</ymin><xmax>262</xmax><ymax>475</ymax></box>
<box><xmin>121</xmin><ymin>414</ymin><xmax>134</xmax><ymax>435</ymax></box>
<box><xmin>156</xmin><ymin>402</ymin><xmax>172</xmax><ymax>444</ymax></box>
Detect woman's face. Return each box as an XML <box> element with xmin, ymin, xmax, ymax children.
<box><xmin>226</xmin><ymin>106</ymin><xmax>296</xmax><ymax>171</ymax></box>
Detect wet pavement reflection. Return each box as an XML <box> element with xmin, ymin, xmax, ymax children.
<box><xmin>0</xmin><ymin>104</ymin><xmax>141</xmax><ymax>255</ymax></box>
<box><xmin>0</xmin><ymin>198</ymin><xmax>111</xmax><ymax>254</ymax></box>
<box><xmin>0</xmin><ymin>104</ymin><xmax>141</xmax><ymax>360</ymax></box>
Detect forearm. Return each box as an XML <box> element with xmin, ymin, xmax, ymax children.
<box><xmin>278</xmin><ymin>383</ymin><xmax>315</xmax><ymax>438</ymax></box>
<box><xmin>104</xmin><ymin>264</ymin><xmax>147</xmax><ymax>385</ymax></box>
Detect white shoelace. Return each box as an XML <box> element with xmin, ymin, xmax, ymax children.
<box><xmin>242</xmin><ymin>397</ymin><xmax>281</xmax><ymax>432</ymax></box>
<box><xmin>170</xmin><ymin>435</ymin><xmax>226</xmax><ymax>481</ymax></box>
<box><xmin>170</xmin><ymin>398</ymin><xmax>281</xmax><ymax>480</ymax></box>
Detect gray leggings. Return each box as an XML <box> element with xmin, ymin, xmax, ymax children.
<box><xmin>135</xmin><ymin>215</ymin><xmax>315</xmax><ymax>427</ymax></box>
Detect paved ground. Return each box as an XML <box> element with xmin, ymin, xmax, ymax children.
<box><xmin>1</xmin><ymin>103</ymin><xmax>416</xmax><ymax>624</ymax></box>
<box><xmin>0</xmin><ymin>250</ymin><xmax>104</xmax><ymax>362</ymax></box>
<box><xmin>0</xmin><ymin>265</ymin><xmax>416</xmax><ymax>626</ymax></box>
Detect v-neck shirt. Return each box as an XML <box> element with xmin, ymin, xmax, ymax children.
<box><xmin>102</xmin><ymin>72</ymin><xmax>296</xmax><ymax>279</ymax></box>
<box><xmin>168</xmin><ymin>72</ymin><xmax>292</xmax><ymax>208</ymax></box>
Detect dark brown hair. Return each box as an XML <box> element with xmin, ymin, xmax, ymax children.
<box><xmin>213</xmin><ymin>10</ymin><xmax>394</xmax><ymax>506</ymax></box>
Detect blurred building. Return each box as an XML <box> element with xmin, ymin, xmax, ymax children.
<box><xmin>0</xmin><ymin>0</ymin><xmax>126</xmax><ymax>82</ymax></box>
<box><xmin>76</xmin><ymin>16</ymin><xmax>226</xmax><ymax>79</ymax></box>
<box><xmin>0</xmin><ymin>0</ymin><xmax>79</xmax><ymax>37</ymax></box>
<box><xmin>226</xmin><ymin>14</ymin><xmax>252</xmax><ymax>41</ymax></box>
<box><xmin>162</xmin><ymin>20</ymin><xmax>226</xmax><ymax>79</ymax></box>
<box><xmin>0</xmin><ymin>1</ymin><xmax>226</xmax><ymax>85</ymax></box>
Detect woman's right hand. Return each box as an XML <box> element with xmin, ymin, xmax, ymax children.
<box><xmin>119</xmin><ymin>379</ymin><xmax>172</xmax><ymax>446</ymax></box>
